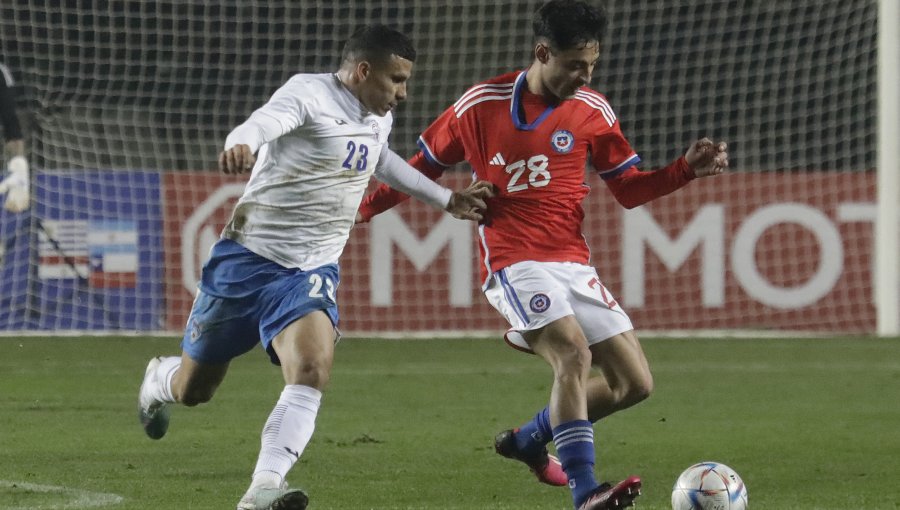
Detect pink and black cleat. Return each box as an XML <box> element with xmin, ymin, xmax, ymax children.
<box><xmin>494</xmin><ymin>428</ymin><xmax>568</xmax><ymax>486</ymax></box>
<box><xmin>577</xmin><ymin>476</ymin><xmax>642</xmax><ymax>510</ymax></box>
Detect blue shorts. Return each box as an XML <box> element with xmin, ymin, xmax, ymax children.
<box><xmin>181</xmin><ymin>239</ymin><xmax>340</xmax><ymax>365</ymax></box>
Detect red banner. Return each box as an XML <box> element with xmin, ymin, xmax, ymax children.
<box><xmin>164</xmin><ymin>172</ymin><xmax>878</xmax><ymax>334</ymax></box>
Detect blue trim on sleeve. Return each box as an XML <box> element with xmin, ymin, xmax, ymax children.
<box><xmin>416</xmin><ymin>137</ymin><xmax>450</xmax><ymax>168</ymax></box>
<box><xmin>598</xmin><ymin>154</ymin><xmax>641</xmax><ymax>181</ymax></box>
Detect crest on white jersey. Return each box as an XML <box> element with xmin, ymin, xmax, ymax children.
<box><xmin>489</xmin><ymin>153</ymin><xmax>507</xmax><ymax>166</ymax></box>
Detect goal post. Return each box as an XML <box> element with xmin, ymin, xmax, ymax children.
<box><xmin>0</xmin><ymin>0</ymin><xmax>894</xmax><ymax>336</ymax></box>
<box><xmin>877</xmin><ymin>0</ymin><xmax>900</xmax><ymax>337</ymax></box>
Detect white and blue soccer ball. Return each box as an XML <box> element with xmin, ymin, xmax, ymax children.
<box><xmin>671</xmin><ymin>461</ymin><xmax>748</xmax><ymax>510</ymax></box>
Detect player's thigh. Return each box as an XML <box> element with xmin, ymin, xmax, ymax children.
<box><xmin>523</xmin><ymin>314</ymin><xmax>592</xmax><ymax>373</ymax></box>
<box><xmin>271</xmin><ymin>310</ymin><xmax>337</xmax><ymax>387</ymax></box>
<box><xmin>259</xmin><ymin>263</ymin><xmax>340</xmax><ymax>385</ymax></box>
<box><xmin>588</xmin><ymin>330</ymin><xmax>652</xmax><ymax>393</ymax></box>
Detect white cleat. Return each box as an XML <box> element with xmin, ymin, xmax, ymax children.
<box><xmin>236</xmin><ymin>485</ymin><xmax>309</xmax><ymax>510</ymax></box>
<box><xmin>138</xmin><ymin>357</ymin><xmax>170</xmax><ymax>440</ymax></box>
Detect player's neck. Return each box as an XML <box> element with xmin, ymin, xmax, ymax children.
<box><xmin>525</xmin><ymin>65</ymin><xmax>562</xmax><ymax>106</ymax></box>
<box><xmin>335</xmin><ymin>69</ymin><xmax>356</xmax><ymax>94</ymax></box>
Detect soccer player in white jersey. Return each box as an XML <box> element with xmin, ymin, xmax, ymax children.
<box><xmin>358</xmin><ymin>2</ymin><xmax>728</xmax><ymax>509</ymax></box>
<box><xmin>137</xmin><ymin>25</ymin><xmax>493</xmax><ymax>510</ymax></box>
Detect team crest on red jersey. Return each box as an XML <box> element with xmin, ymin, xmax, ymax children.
<box><xmin>551</xmin><ymin>130</ymin><xmax>574</xmax><ymax>153</ymax></box>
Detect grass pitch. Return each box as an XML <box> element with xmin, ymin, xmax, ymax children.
<box><xmin>1</xmin><ymin>335</ymin><xmax>898</xmax><ymax>509</ymax></box>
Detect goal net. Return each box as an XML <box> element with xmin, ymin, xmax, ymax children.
<box><xmin>0</xmin><ymin>0</ymin><xmax>886</xmax><ymax>334</ymax></box>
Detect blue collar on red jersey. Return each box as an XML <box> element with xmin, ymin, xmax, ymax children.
<box><xmin>511</xmin><ymin>71</ymin><xmax>556</xmax><ymax>131</ymax></box>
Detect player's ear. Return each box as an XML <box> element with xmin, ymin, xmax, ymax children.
<box><xmin>535</xmin><ymin>43</ymin><xmax>551</xmax><ymax>64</ymax></box>
<box><xmin>355</xmin><ymin>61</ymin><xmax>371</xmax><ymax>81</ymax></box>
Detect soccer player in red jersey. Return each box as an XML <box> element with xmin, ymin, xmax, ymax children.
<box><xmin>358</xmin><ymin>2</ymin><xmax>728</xmax><ymax>509</ymax></box>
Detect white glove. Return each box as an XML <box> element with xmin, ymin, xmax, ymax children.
<box><xmin>0</xmin><ymin>156</ymin><xmax>30</xmax><ymax>213</ymax></box>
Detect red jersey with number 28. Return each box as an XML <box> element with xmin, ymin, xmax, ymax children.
<box><xmin>418</xmin><ymin>70</ymin><xmax>638</xmax><ymax>282</ymax></box>
<box><xmin>358</xmin><ymin>69</ymin><xmax>696</xmax><ymax>286</ymax></box>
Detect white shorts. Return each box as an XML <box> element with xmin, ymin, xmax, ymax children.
<box><xmin>483</xmin><ymin>261</ymin><xmax>634</xmax><ymax>354</ymax></box>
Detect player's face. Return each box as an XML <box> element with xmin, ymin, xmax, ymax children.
<box><xmin>357</xmin><ymin>54</ymin><xmax>414</xmax><ymax>116</ymax></box>
<box><xmin>541</xmin><ymin>41</ymin><xmax>600</xmax><ymax>100</ymax></box>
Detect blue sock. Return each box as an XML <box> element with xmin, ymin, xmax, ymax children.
<box><xmin>514</xmin><ymin>407</ymin><xmax>552</xmax><ymax>456</ymax></box>
<box><xmin>553</xmin><ymin>420</ymin><xmax>599</xmax><ymax>508</ymax></box>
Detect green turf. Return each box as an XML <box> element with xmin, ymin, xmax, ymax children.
<box><xmin>1</xmin><ymin>336</ymin><xmax>898</xmax><ymax>509</ymax></box>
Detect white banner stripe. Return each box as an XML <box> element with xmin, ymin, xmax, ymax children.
<box><xmin>88</xmin><ymin>230</ymin><xmax>138</xmax><ymax>244</ymax></box>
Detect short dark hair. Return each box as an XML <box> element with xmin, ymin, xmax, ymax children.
<box><xmin>533</xmin><ymin>0</ymin><xmax>608</xmax><ymax>50</ymax></box>
<box><xmin>341</xmin><ymin>25</ymin><xmax>417</xmax><ymax>67</ymax></box>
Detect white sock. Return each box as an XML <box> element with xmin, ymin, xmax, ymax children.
<box><xmin>250</xmin><ymin>385</ymin><xmax>322</xmax><ymax>489</ymax></box>
<box><xmin>152</xmin><ymin>356</ymin><xmax>181</xmax><ymax>404</ymax></box>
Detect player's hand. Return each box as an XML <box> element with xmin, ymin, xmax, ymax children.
<box><xmin>218</xmin><ymin>144</ymin><xmax>256</xmax><ymax>174</ymax></box>
<box><xmin>685</xmin><ymin>138</ymin><xmax>728</xmax><ymax>178</ymax></box>
<box><xmin>0</xmin><ymin>156</ymin><xmax>30</xmax><ymax>213</ymax></box>
<box><xmin>445</xmin><ymin>180</ymin><xmax>495</xmax><ymax>221</ymax></box>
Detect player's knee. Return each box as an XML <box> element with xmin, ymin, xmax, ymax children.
<box><xmin>631</xmin><ymin>373</ymin><xmax>654</xmax><ymax>403</ymax></box>
<box><xmin>623</xmin><ymin>371</ymin><xmax>653</xmax><ymax>406</ymax></box>
<box><xmin>553</xmin><ymin>341</ymin><xmax>592</xmax><ymax>379</ymax></box>
<box><xmin>287</xmin><ymin>359</ymin><xmax>331</xmax><ymax>389</ymax></box>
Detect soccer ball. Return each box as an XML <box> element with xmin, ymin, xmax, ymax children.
<box><xmin>671</xmin><ymin>461</ymin><xmax>748</xmax><ymax>510</ymax></box>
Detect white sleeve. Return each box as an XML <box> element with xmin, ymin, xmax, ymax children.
<box><xmin>224</xmin><ymin>76</ymin><xmax>310</xmax><ymax>153</ymax></box>
<box><xmin>374</xmin><ymin>147</ymin><xmax>452</xmax><ymax>210</ymax></box>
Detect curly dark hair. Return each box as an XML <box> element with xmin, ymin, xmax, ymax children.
<box><xmin>533</xmin><ymin>0</ymin><xmax>608</xmax><ymax>50</ymax></box>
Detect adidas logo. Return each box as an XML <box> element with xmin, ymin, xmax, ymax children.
<box><xmin>489</xmin><ymin>153</ymin><xmax>506</xmax><ymax>166</ymax></box>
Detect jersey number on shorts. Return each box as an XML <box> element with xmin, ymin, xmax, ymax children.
<box><xmin>342</xmin><ymin>141</ymin><xmax>369</xmax><ymax>172</ymax></box>
<box><xmin>588</xmin><ymin>277</ymin><xmax>618</xmax><ymax>309</ymax></box>
<box><xmin>505</xmin><ymin>154</ymin><xmax>550</xmax><ymax>193</ymax></box>
<box><xmin>309</xmin><ymin>274</ymin><xmax>335</xmax><ymax>301</ymax></box>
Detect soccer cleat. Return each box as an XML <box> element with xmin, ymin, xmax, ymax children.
<box><xmin>236</xmin><ymin>486</ymin><xmax>309</xmax><ymax>510</ymax></box>
<box><xmin>138</xmin><ymin>357</ymin><xmax>170</xmax><ymax>440</ymax></box>
<box><xmin>577</xmin><ymin>476</ymin><xmax>642</xmax><ymax>510</ymax></box>
<box><xmin>494</xmin><ymin>428</ymin><xmax>568</xmax><ymax>486</ymax></box>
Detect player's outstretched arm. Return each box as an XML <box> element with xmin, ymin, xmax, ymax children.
<box><xmin>444</xmin><ymin>181</ymin><xmax>494</xmax><ymax>221</ymax></box>
<box><xmin>602</xmin><ymin>137</ymin><xmax>728</xmax><ymax>209</ymax></box>
<box><xmin>685</xmin><ymin>138</ymin><xmax>728</xmax><ymax>178</ymax></box>
<box><xmin>357</xmin><ymin>151</ymin><xmax>445</xmax><ymax>223</ymax></box>
<box><xmin>370</xmin><ymin>147</ymin><xmax>493</xmax><ymax>222</ymax></box>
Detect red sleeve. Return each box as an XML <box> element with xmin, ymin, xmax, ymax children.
<box><xmin>603</xmin><ymin>156</ymin><xmax>696</xmax><ymax>209</ymax></box>
<box><xmin>357</xmin><ymin>152</ymin><xmax>445</xmax><ymax>222</ymax></box>
<box><xmin>358</xmin><ymin>105</ymin><xmax>464</xmax><ymax>222</ymax></box>
<box><xmin>589</xmin><ymin>110</ymin><xmax>640</xmax><ymax>179</ymax></box>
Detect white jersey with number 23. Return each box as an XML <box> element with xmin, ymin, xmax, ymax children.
<box><xmin>221</xmin><ymin>73</ymin><xmax>393</xmax><ymax>270</ymax></box>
